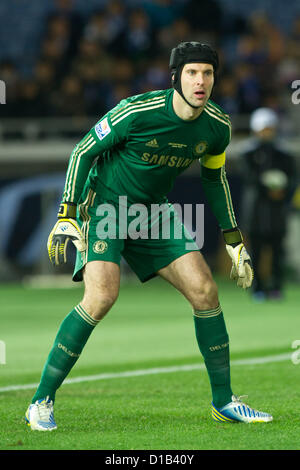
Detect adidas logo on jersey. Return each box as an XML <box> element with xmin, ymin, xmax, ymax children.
<box><xmin>145</xmin><ymin>138</ymin><xmax>159</xmax><ymax>148</ymax></box>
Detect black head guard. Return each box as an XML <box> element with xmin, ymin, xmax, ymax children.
<box><xmin>169</xmin><ymin>42</ymin><xmax>219</xmax><ymax>108</ymax></box>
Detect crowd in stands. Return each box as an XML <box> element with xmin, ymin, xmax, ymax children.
<box><xmin>0</xmin><ymin>0</ymin><xmax>299</xmax><ymax>124</ymax></box>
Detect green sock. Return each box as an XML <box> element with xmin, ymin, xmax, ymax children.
<box><xmin>193</xmin><ymin>305</ymin><xmax>233</xmax><ymax>408</ymax></box>
<box><xmin>31</xmin><ymin>305</ymin><xmax>99</xmax><ymax>403</ymax></box>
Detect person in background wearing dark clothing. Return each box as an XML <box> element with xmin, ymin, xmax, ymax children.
<box><xmin>241</xmin><ymin>108</ymin><xmax>297</xmax><ymax>301</ymax></box>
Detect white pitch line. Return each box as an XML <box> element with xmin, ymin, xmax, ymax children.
<box><xmin>0</xmin><ymin>352</ymin><xmax>291</xmax><ymax>393</ymax></box>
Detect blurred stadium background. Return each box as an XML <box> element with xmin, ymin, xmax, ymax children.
<box><xmin>0</xmin><ymin>0</ymin><xmax>299</xmax><ymax>287</ymax></box>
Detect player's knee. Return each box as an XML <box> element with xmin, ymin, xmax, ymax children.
<box><xmin>191</xmin><ymin>277</ymin><xmax>219</xmax><ymax>310</ymax></box>
<box><xmin>98</xmin><ymin>292</ymin><xmax>118</xmax><ymax>312</ymax></box>
<box><xmin>82</xmin><ymin>289</ymin><xmax>118</xmax><ymax>321</ymax></box>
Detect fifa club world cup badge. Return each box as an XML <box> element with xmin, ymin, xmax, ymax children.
<box><xmin>95</xmin><ymin>118</ymin><xmax>111</xmax><ymax>140</ymax></box>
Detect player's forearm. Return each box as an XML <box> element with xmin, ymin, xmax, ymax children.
<box><xmin>61</xmin><ymin>132</ymin><xmax>100</xmax><ymax>204</ymax></box>
<box><xmin>200</xmin><ymin>165</ymin><xmax>237</xmax><ymax>230</ymax></box>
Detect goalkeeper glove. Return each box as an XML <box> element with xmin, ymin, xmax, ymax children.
<box><xmin>47</xmin><ymin>202</ymin><xmax>86</xmax><ymax>266</ymax></box>
<box><xmin>223</xmin><ymin>228</ymin><xmax>254</xmax><ymax>289</ymax></box>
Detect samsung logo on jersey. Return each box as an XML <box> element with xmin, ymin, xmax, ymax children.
<box><xmin>141</xmin><ymin>152</ymin><xmax>193</xmax><ymax>169</ymax></box>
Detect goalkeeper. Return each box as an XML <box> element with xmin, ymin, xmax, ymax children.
<box><xmin>25</xmin><ymin>42</ymin><xmax>272</xmax><ymax>430</ymax></box>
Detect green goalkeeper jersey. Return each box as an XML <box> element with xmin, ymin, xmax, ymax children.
<box><xmin>62</xmin><ymin>88</ymin><xmax>237</xmax><ymax>230</ymax></box>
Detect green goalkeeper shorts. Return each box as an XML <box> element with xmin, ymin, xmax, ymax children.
<box><xmin>73</xmin><ymin>187</ymin><xmax>199</xmax><ymax>283</ymax></box>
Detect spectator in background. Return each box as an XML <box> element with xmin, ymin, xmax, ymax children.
<box><xmin>40</xmin><ymin>12</ymin><xmax>79</xmax><ymax>83</ymax></box>
<box><xmin>290</xmin><ymin>14</ymin><xmax>300</xmax><ymax>59</ymax></box>
<box><xmin>47</xmin><ymin>0</ymin><xmax>83</xmax><ymax>53</ymax></box>
<box><xmin>240</xmin><ymin>108</ymin><xmax>297</xmax><ymax>301</ymax></box>
<box><xmin>277</xmin><ymin>39</ymin><xmax>300</xmax><ymax>89</ymax></box>
<box><xmin>83</xmin><ymin>1</ymin><xmax>127</xmax><ymax>56</ymax></box>
<box><xmin>113</xmin><ymin>57</ymin><xmax>135</xmax><ymax>83</ymax></box>
<box><xmin>236</xmin><ymin>33</ymin><xmax>268</xmax><ymax>68</ymax></box>
<box><xmin>183</xmin><ymin>0</ymin><xmax>222</xmax><ymax>42</ymax></box>
<box><xmin>16</xmin><ymin>80</ymin><xmax>45</xmax><ymax>117</ymax></box>
<box><xmin>39</xmin><ymin>36</ymin><xmax>70</xmax><ymax>81</ymax></box>
<box><xmin>83</xmin><ymin>11</ymin><xmax>113</xmax><ymax>47</ymax></box>
<box><xmin>125</xmin><ymin>8</ymin><xmax>155</xmax><ymax>62</ymax></box>
<box><xmin>50</xmin><ymin>75</ymin><xmax>87</xmax><ymax>118</ymax></box>
<box><xmin>107</xmin><ymin>57</ymin><xmax>135</xmax><ymax>101</ymax></box>
<box><xmin>34</xmin><ymin>61</ymin><xmax>56</xmax><ymax>95</ymax></box>
<box><xmin>70</xmin><ymin>39</ymin><xmax>112</xmax><ymax>115</ymax></box>
<box><xmin>71</xmin><ymin>39</ymin><xmax>112</xmax><ymax>83</ymax></box>
<box><xmin>246</xmin><ymin>13</ymin><xmax>286</xmax><ymax>101</ymax></box>
<box><xmin>247</xmin><ymin>12</ymin><xmax>285</xmax><ymax>66</ymax></box>
<box><xmin>104</xmin><ymin>82</ymin><xmax>133</xmax><ymax>109</ymax></box>
<box><xmin>234</xmin><ymin>62</ymin><xmax>262</xmax><ymax>113</ymax></box>
<box><xmin>157</xmin><ymin>18</ymin><xmax>193</xmax><ymax>55</ymax></box>
<box><xmin>46</xmin><ymin>15</ymin><xmax>73</xmax><ymax>57</ymax></box>
<box><xmin>277</xmin><ymin>15</ymin><xmax>300</xmax><ymax>93</ymax></box>
<box><xmin>142</xmin><ymin>56</ymin><xmax>170</xmax><ymax>91</ymax></box>
<box><xmin>214</xmin><ymin>72</ymin><xmax>240</xmax><ymax>116</ymax></box>
<box><xmin>104</xmin><ymin>0</ymin><xmax>128</xmax><ymax>54</ymax></box>
<box><xmin>31</xmin><ymin>61</ymin><xmax>57</xmax><ymax>117</ymax></box>
<box><xmin>141</xmin><ymin>0</ymin><xmax>183</xmax><ymax>29</ymax></box>
<box><xmin>291</xmin><ymin>14</ymin><xmax>300</xmax><ymax>39</ymax></box>
<box><xmin>77</xmin><ymin>64</ymin><xmax>108</xmax><ymax>116</ymax></box>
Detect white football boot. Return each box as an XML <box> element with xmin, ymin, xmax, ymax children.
<box><xmin>212</xmin><ymin>395</ymin><xmax>273</xmax><ymax>423</ymax></box>
<box><xmin>25</xmin><ymin>397</ymin><xmax>57</xmax><ymax>431</ymax></box>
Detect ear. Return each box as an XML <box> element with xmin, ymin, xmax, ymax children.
<box><xmin>171</xmin><ymin>71</ymin><xmax>177</xmax><ymax>85</ymax></box>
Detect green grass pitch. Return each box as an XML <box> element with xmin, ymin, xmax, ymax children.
<box><xmin>0</xmin><ymin>276</ymin><xmax>300</xmax><ymax>450</ymax></box>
